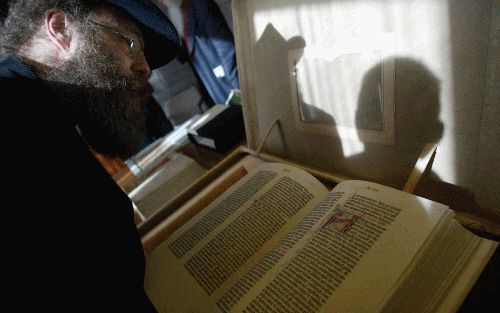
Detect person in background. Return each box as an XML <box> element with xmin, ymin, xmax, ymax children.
<box><xmin>158</xmin><ymin>0</ymin><xmax>239</xmax><ymax>105</ymax></box>
<box><xmin>0</xmin><ymin>0</ymin><xmax>179</xmax><ymax>311</ymax></box>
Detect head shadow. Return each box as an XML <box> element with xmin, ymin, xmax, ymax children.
<box><xmin>345</xmin><ymin>57</ymin><xmax>444</xmax><ymax>188</ymax></box>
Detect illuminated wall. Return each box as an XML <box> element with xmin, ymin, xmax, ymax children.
<box><xmin>234</xmin><ymin>0</ymin><xmax>498</xmax><ymax>213</ymax></box>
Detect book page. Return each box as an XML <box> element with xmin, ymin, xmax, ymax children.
<box><xmin>380</xmin><ymin>218</ymin><xmax>496</xmax><ymax>313</ymax></box>
<box><xmin>145</xmin><ymin>163</ymin><xmax>329</xmax><ymax>313</ymax></box>
<box><xmin>222</xmin><ymin>180</ymin><xmax>450</xmax><ymax>313</ymax></box>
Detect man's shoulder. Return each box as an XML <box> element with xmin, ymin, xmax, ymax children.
<box><xmin>0</xmin><ymin>55</ymin><xmax>38</xmax><ymax>79</ymax></box>
<box><xmin>0</xmin><ymin>75</ymin><xmax>45</xmax><ymax>100</ymax></box>
<box><xmin>0</xmin><ymin>64</ymin><xmax>46</xmax><ymax>104</ymax></box>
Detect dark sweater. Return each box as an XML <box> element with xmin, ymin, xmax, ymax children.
<box><xmin>1</xmin><ymin>55</ymin><xmax>157</xmax><ymax>312</ymax></box>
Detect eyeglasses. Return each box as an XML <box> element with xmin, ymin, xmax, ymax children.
<box><xmin>87</xmin><ymin>19</ymin><xmax>144</xmax><ymax>59</ymax></box>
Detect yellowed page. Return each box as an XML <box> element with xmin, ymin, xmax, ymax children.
<box><xmin>225</xmin><ymin>180</ymin><xmax>449</xmax><ymax>313</ymax></box>
<box><xmin>144</xmin><ymin>163</ymin><xmax>329</xmax><ymax>313</ymax></box>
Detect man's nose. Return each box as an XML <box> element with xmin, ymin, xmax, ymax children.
<box><xmin>132</xmin><ymin>53</ymin><xmax>151</xmax><ymax>79</ymax></box>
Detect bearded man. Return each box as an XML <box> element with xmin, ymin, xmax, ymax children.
<box><xmin>0</xmin><ymin>1</ymin><xmax>179</xmax><ymax>311</ymax></box>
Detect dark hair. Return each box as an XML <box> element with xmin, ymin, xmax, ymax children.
<box><xmin>0</xmin><ymin>0</ymin><xmax>99</xmax><ymax>56</ymax></box>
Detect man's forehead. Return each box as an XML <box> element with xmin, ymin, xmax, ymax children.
<box><xmin>89</xmin><ymin>4</ymin><xmax>143</xmax><ymax>37</ymax></box>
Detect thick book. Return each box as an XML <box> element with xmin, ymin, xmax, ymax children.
<box><xmin>187</xmin><ymin>104</ymin><xmax>246</xmax><ymax>153</ymax></box>
<box><xmin>128</xmin><ymin>152</ymin><xmax>206</xmax><ymax>219</ymax></box>
<box><xmin>144</xmin><ymin>162</ymin><xmax>497</xmax><ymax>313</ymax></box>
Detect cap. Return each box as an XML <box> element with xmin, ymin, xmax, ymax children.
<box><xmin>105</xmin><ymin>0</ymin><xmax>180</xmax><ymax>69</ymax></box>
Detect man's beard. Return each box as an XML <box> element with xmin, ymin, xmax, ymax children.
<box><xmin>44</xmin><ymin>32</ymin><xmax>151</xmax><ymax>160</ymax></box>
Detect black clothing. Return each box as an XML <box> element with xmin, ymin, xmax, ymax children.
<box><xmin>139</xmin><ymin>97</ymin><xmax>174</xmax><ymax>150</ymax></box>
<box><xmin>1</xmin><ymin>55</ymin><xmax>157</xmax><ymax>312</ymax></box>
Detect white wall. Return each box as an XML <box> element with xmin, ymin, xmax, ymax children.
<box><xmin>234</xmin><ymin>0</ymin><xmax>499</xmax><ymax>215</ymax></box>
<box><xmin>474</xmin><ymin>0</ymin><xmax>499</xmax><ymax>213</ymax></box>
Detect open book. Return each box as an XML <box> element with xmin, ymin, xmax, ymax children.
<box><xmin>144</xmin><ymin>162</ymin><xmax>497</xmax><ymax>313</ymax></box>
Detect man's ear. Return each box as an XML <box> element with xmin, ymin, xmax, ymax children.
<box><xmin>45</xmin><ymin>9</ymin><xmax>73</xmax><ymax>53</ymax></box>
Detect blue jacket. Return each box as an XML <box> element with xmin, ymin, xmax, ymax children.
<box><xmin>184</xmin><ymin>0</ymin><xmax>239</xmax><ymax>104</ymax></box>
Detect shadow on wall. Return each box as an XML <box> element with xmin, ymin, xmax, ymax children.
<box><xmin>353</xmin><ymin>58</ymin><xmax>497</xmax><ymax>221</ymax></box>
<box><xmin>252</xmin><ymin>23</ymin><xmax>500</xmax><ymax>221</ymax></box>
<box><xmin>345</xmin><ymin>57</ymin><xmax>444</xmax><ymax>188</ymax></box>
<box><xmin>252</xmin><ymin>24</ymin><xmax>446</xmax><ymax>191</ymax></box>
<box><xmin>294</xmin><ymin>55</ymin><xmax>444</xmax><ymax>190</ymax></box>
<box><xmin>304</xmin><ymin>52</ymin><xmax>499</xmax><ymax>223</ymax></box>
